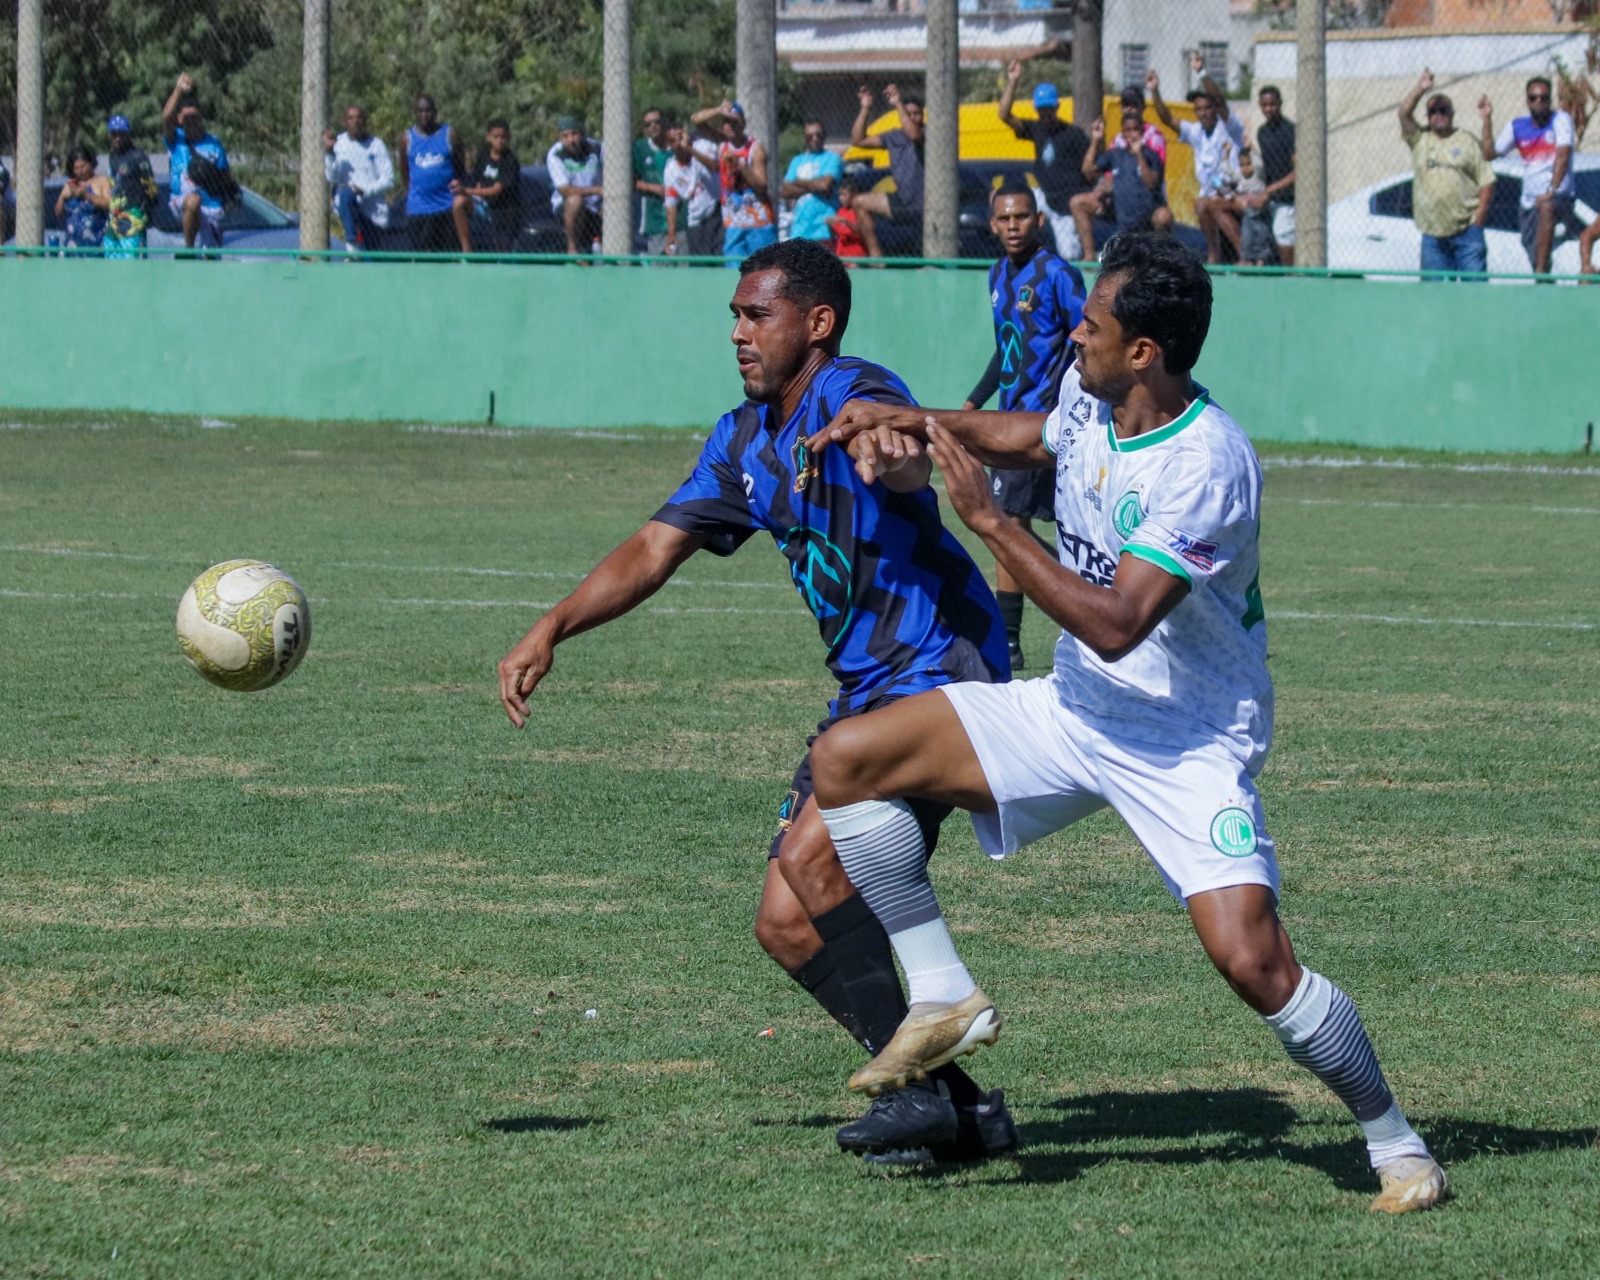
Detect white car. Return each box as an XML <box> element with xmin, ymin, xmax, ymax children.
<box><xmin>1328</xmin><ymin>153</ymin><xmax>1599</xmax><ymax>278</ymax></box>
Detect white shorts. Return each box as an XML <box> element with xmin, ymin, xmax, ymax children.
<box><xmin>941</xmin><ymin>676</ymin><xmax>1279</xmax><ymax>904</ymax></box>
<box><xmin>1271</xmin><ymin>201</ymin><xmax>1296</xmax><ymax>247</ymax></box>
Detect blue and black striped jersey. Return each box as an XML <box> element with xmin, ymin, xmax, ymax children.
<box><xmin>987</xmin><ymin>246</ymin><xmax>1086</xmax><ymax>414</ymax></box>
<box><xmin>652</xmin><ymin>357</ymin><xmax>1010</xmax><ymax>714</ymax></box>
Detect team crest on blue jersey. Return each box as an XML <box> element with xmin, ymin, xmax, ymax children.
<box><xmin>1016</xmin><ymin>286</ymin><xmax>1035</xmax><ymax>314</ymax></box>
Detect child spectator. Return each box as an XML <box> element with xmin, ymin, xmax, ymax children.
<box><xmin>1234</xmin><ymin>150</ymin><xmax>1276</xmax><ymax>265</ymax></box>
<box><xmin>828</xmin><ymin>176</ymin><xmax>870</xmax><ymax>260</ymax></box>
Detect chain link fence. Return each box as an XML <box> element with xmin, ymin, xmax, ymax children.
<box><xmin>5</xmin><ymin>0</ymin><xmax>1597</xmax><ymax>271</ymax></box>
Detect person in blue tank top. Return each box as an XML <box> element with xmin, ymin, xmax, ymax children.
<box><xmin>497</xmin><ymin>239</ymin><xmax>1018</xmax><ymax>1169</ymax></box>
<box><xmin>396</xmin><ymin>94</ymin><xmax>470</xmax><ymax>254</ymax></box>
<box><xmin>963</xmin><ymin>183</ymin><xmax>1087</xmax><ymax>669</ymax></box>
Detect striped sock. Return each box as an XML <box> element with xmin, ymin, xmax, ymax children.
<box><xmin>1264</xmin><ymin>969</ymin><xmax>1430</xmax><ymax>1169</ymax></box>
<box><xmin>818</xmin><ymin>799</ymin><xmax>977</xmax><ymax>1006</ymax></box>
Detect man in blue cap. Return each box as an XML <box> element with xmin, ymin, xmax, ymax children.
<box><xmin>999</xmin><ymin>59</ymin><xmax>1092</xmax><ymax>261</ymax></box>
<box><xmin>104</xmin><ymin>114</ymin><xmax>157</xmax><ymax>258</ymax></box>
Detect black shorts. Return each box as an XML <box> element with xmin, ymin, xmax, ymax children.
<box><xmin>769</xmin><ymin>695</ymin><xmax>951</xmax><ymax>860</ymax></box>
<box><xmin>409</xmin><ymin>210</ymin><xmax>459</xmax><ymax>254</ymax></box>
<box><xmin>991</xmin><ymin>466</ymin><xmax>1055</xmax><ymax>523</ymax></box>
<box><xmin>887</xmin><ymin>191</ymin><xmax>921</xmax><ymax>223</ymax></box>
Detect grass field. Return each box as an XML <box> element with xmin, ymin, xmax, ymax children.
<box><xmin>2</xmin><ymin>411</ymin><xmax>1598</xmax><ymax>1278</ymax></box>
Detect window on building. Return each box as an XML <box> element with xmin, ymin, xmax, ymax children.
<box><xmin>1120</xmin><ymin>44</ymin><xmax>1149</xmax><ymax>92</ymax></box>
<box><xmin>1199</xmin><ymin>41</ymin><xmax>1229</xmax><ymax>89</ymax></box>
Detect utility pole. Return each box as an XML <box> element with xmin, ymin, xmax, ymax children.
<box><xmin>602</xmin><ymin>0</ymin><xmax>634</xmax><ymax>256</ymax></box>
<box><xmin>1071</xmin><ymin>0</ymin><xmax>1102</xmax><ymax>145</ymax></box>
<box><xmin>1296</xmin><ymin>0</ymin><xmax>1327</xmax><ymax>268</ymax></box>
<box><xmin>298</xmin><ymin>0</ymin><xmax>329</xmax><ymax>253</ymax></box>
<box><xmin>15</xmin><ymin>0</ymin><xmax>44</xmax><ymax>248</ymax></box>
<box><xmin>736</xmin><ymin>0</ymin><xmax>779</xmax><ymax>212</ymax></box>
<box><xmin>923</xmin><ymin>0</ymin><xmax>959</xmax><ymax>259</ymax></box>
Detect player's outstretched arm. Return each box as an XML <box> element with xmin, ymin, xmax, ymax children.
<box><xmin>928</xmin><ymin>424</ymin><xmax>1187</xmax><ymax>661</ymax></box>
<box><xmin>810</xmin><ymin>397</ymin><xmax>1050</xmax><ymax>480</ymax></box>
<box><xmin>496</xmin><ymin>521</ymin><xmax>705</xmax><ymax>727</ymax></box>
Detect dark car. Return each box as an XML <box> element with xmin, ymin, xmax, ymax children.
<box><xmin>381</xmin><ymin>163</ymin><xmax>567</xmax><ymax>254</ymax></box>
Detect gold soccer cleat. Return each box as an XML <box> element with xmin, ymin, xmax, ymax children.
<box><xmin>847</xmin><ymin>990</ymin><xmax>1001</xmax><ymax>1096</ymax></box>
<box><xmin>1370</xmin><ymin>1155</ymin><xmax>1450</xmax><ymax>1214</ymax></box>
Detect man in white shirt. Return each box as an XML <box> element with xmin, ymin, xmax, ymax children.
<box><xmin>547</xmin><ymin>116</ymin><xmax>604</xmax><ymax>255</ymax></box>
<box><xmin>801</xmin><ymin>233</ymin><xmax>1449</xmax><ymax>1217</ymax></box>
<box><xmin>323</xmin><ymin>105</ymin><xmax>394</xmax><ymax>253</ymax></box>
<box><xmin>1480</xmin><ymin>76</ymin><xmax>1578</xmax><ymax>274</ymax></box>
<box><xmin>661</xmin><ymin>124</ymin><xmax>721</xmax><ymax>258</ymax></box>
<box><xmin>1149</xmin><ymin>53</ymin><xmax>1246</xmax><ymax>263</ymax></box>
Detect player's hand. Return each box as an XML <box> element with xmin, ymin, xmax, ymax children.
<box><xmin>497</xmin><ymin>629</ymin><xmax>556</xmax><ymax>728</ymax></box>
<box><xmin>807</xmin><ymin>397</ymin><xmax>928</xmax><ymax>456</ymax></box>
<box><xmin>1478</xmin><ymin>94</ymin><xmax>1493</xmax><ymax>120</ymax></box>
<box><xmin>846</xmin><ymin>427</ymin><xmax>923</xmax><ymax>486</ymax></box>
<box><xmin>927</xmin><ymin>424</ymin><xmax>1001</xmax><ymax>536</ymax></box>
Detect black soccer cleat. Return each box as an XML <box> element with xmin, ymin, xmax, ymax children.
<box><xmin>933</xmin><ymin>1089</ymin><xmax>1019</xmax><ymax>1163</ymax></box>
<box><xmin>837</xmin><ymin>1079</ymin><xmax>958</xmax><ymax>1155</ymax></box>
<box><xmin>1008</xmin><ymin>641</ymin><xmax>1026</xmax><ymax>671</ymax></box>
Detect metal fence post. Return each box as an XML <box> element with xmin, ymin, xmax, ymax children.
<box><xmin>736</xmin><ymin>0</ymin><xmax>779</xmax><ymax>215</ymax></box>
<box><xmin>1071</xmin><ymin>1</ymin><xmax>1102</xmax><ymax>151</ymax></box>
<box><xmin>1296</xmin><ymin>0</ymin><xmax>1327</xmax><ymax>269</ymax></box>
<box><xmin>299</xmin><ymin>0</ymin><xmax>329</xmax><ymax>253</ymax></box>
<box><xmin>924</xmin><ymin>0</ymin><xmax>959</xmax><ymax>260</ymax></box>
<box><xmin>602</xmin><ymin>0</ymin><xmax>634</xmax><ymax>257</ymax></box>
<box><xmin>15</xmin><ymin>0</ymin><xmax>44</xmax><ymax>248</ymax></box>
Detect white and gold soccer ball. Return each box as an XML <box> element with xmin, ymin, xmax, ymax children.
<box><xmin>176</xmin><ymin>560</ymin><xmax>311</xmax><ymax>692</ymax></box>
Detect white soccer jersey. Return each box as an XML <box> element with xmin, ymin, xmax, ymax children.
<box><xmin>1041</xmin><ymin>363</ymin><xmax>1272</xmax><ymax>769</ymax></box>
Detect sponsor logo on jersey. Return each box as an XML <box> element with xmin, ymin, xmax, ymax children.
<box><xmin>786</xmin><ymin>526</ymin><xmax>854</xmax><ymax>636</ymax></box>
<box><xmin>1067</xmin><ymin>395</ymin><xmax>1092</xmax><ymax>426</ymax></box>
<box><xmin>999</xmin><ymin>321</ymin><xmax>1023</xmax><ymax>391</ymax></box>
<box><xmin>1058</xmin><ymin>530</ymin><xmax>1116</xmax><ymax>587</ymax></box>
<box><xmin>1210</xmin><ymin>807</ymin><xmax>1257</xmax><ymax>858</ymax></box>
<box><xmin>1112</xmin><ymin>490</ymin><xmax>1144</xmax><ymax>541</ymax></box>
<box><xmin>1084</xmin><ymin>465</ymin><xmax>1106</xmax><ymax>512</ymax></box>
<box><xmin>1168</xmin><ymin>529</ymin><xmax>1218</xmax><ymax>572</ymax></box>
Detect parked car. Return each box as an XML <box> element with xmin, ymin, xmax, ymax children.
<box><xmin>4</xmin><ymin>175</ymin><xmax>300</xmax><ymax>256</ymax></box>
<box><xmin>1328</xmin><ymin>154</ymin><xmax>1599</xmax><ymax>278</ymax></box>
<box><xmin>380</xmin><ymin>163</ymin><xmax>567</xmax><ymax>254</ymax></box>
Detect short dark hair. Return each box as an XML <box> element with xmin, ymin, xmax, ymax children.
<box><xmin>739</xmin><ymin>238</ymin><xmax>852</xmax><ymax>346</ymax></box>
<box><xmin>839</xmin><ymin>172</ymin><xmax>868</xmax><ymax>194</ymax></box>
<box><xmin>1119</xmin><ymin>87</ymin><xmax>1145</xmax><ymax>110</ymax></box>
<box><xmin>1098</xmin><ymin>233</ymin><xmax>1212</xmax><ymax>375</ymax></box>
<box><xmin>1527</xmin><ymin>75</ymin><xmax>1553</xmax><ymax>95</ymax></box>
<box><xmin>990</xmin><ymin>181</ymin><xmax>1036</xmax><ymax>209</ymax></box>
<box><xmin>1258</xmin><ymin>84</ymin><xmax>1281</xmax><ymax>101</ymax></box>
<box><xmin>486</xmin><ymin>117</ymin><xmax>509</xmax><ymax>133</ymax></box>
<box><xmin>899</xmin><ymin>93</ymin><xmax>924</xmax><ymax>110</ymax></box>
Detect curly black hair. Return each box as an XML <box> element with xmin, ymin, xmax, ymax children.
<box><xmin>1097</xmin><ymin>233</ymin><xmax>1212</xmax><ymax>375</ymax></box>
<box><xmin>738</xmin><ymin>237</ymin><xmax>852</xmax><ymax>347</ymax></box>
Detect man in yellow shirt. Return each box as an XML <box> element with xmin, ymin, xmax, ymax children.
<box><xmin>1399</xmin><ymin>69</ymin><xmax>1495</xmax><ymax>279</ymax></box>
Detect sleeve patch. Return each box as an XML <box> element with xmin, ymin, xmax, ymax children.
<box><xmin>1167</xmin><ymin>530</ymin><xmax>1218</xmax><ymax>573</ymax></box>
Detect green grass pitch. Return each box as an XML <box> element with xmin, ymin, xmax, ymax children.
<box><xmin>2</xmin><ymin>412</ymin><xmax>1597</xmax><ymax>1277</ymax></box>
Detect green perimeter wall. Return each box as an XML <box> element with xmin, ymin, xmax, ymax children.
<box><xmin>0</xmin><ymin>259</ymin><xmax>1592</xmax><ymax>452</ymax></box>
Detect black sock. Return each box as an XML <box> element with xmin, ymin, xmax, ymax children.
<box><xmin>788</xmin><ymin>946</ymin><xmax>868</xmax><ymax>1048</ymax></box>
<box><xmin>997</xmin><ymin>590</ymin><xmax>1025</xmax><ymax>647</ymax></box>
<box><xmin>810</xmin><ymin>892</ymin><xmax>907</xmax><ymax>1054</ymax></box>
<box><xmin>810</xmin><ymin>894</ymin><xmax>987</xmax><ymax>1108</ymax></box>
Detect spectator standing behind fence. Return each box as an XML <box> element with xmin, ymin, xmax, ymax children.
<box><xmin>1072</xmin><ymin>113</ymin><xmax>1169</xmax><ymax>260</ymax></box>
<box><xmin>848</xmin><ymin>85</ymin><xmax>925</xmax><ymax>257</ymax></box>
<box><xmin>398</xmin><ymin>95</ymin><xmax>471</xmax><ymax>255</ymax></box>
<box><xmin>461</xmin><ymin>119</ymin><xmax>521</xmax><ymax>253</ymax></box>
<box><xmin>547</xmin><ymin>116</ymin><xmax>604</xmax><ymax>256</ymax></box>
<box><xmin>1399</xmin><ymin>71</ymin><xmax>1493</xmax><ymax>281</ymax></box>
<box><xmin>324</xmin><ymin>105</ymin><xmax>393</xmax><ymax>254</ymax></box>
<box><xmin>662</xmin><ymin>124</ymin><xmax>721</xmax><ymax>258</ymax></box>
<box><xmin>999</xmin><ymin>63</ymin><xmax>1091</xmax><ymax>261</ymax></box>
<box><xmin>55</xmin><ymin>145</ymin><xmax>110</xmax><ymax>252</ymax></box>
<box><xmin>1149</xmin><ymin>54</ymin><xmax>1244</xmax><ymax>263</ymax></box>
<box><xmin>634</xmin><ymin>108</ymin><xmax>671</xmax><ymax>256</ymax></box>
<box><xmin>781</xmin><ymin>121</ymin><xmax>843</xmax><ymax>244</ymax></box>
<box><xmin>691</xmin><ymin>100</ymin><xmax>775</xmax><ymax>261</ymax></box>
<box><xmin>1481</xmin><ymin>77</ymin><xmax>1576</xmax><ymax>276</ymax></box>
<box><xmin>162</xmin><ymin>74</ymin><xmax>232</xmax><ymax>251</ymax></box>
<box><xmin>1248</xmin><ymin>84</ymin><xmax>1296</xmax><ymax>266</ymax></box>
<box><xmin>104</xmin><ymin>116</ymin><xmax>156</xmax><ymax>259</ymax></box>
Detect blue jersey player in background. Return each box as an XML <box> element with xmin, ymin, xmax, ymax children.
<box><xmin>964</xmin><ymin>183</ymin><xmax>1087</xmax><ymax>670</ymax></box>
<box><xmin>497</xmin><ymin>239</ymin><xmax>1015</xmax><ymax>1167</ymax></box>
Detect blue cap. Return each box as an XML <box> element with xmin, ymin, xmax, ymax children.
<box><xmin>725</xmin><ymin>101</ymin><xmax>746</xmax><ymax>118</ymax></box>
<box><xmin>108</xmin><ymin>114</ymin><xmax>132</xmax><ymax>134</ymax></box>
<box><xmin>1032</xmin><ymin>84</ymin><xmax>1060</xmax><ymax>110</ymax></box>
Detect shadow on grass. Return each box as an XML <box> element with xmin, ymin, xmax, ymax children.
<box><xmin>484</xmin><ymin>1116</ymin><xmax>600</xmax><ymax>1134</ymax></box>
<box><xmin>1004</xmin><ymin>1088</ymin><xmax>1598</xmax><ymax>1190</ymax></box>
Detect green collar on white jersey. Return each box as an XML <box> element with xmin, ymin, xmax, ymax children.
<box><xmin>1107</xmin><ymin>383</ymin><xmax>1210</xmax><ymax>453</ymax></box>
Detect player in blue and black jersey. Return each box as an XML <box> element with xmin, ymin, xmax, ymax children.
<box><xmin>965</xmin><ymin>183</ymin><xmax>1087</xmax><ymax>669</ymax></box>
<box><xmin>497</xmin><ymin>238</ymin><xmax>1014</xmax><ymax>1166</ymax></box>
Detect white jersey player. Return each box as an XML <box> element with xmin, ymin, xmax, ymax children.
<box><xmin>803</xmin><ymin>234</ymin><xmax>1449</xmax><ymax>1215</ymax></box>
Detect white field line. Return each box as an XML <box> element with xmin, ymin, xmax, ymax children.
<box><xmin>1260</xmin><ymin>455</ymin><xmax>1600</xmax><ymax>478</ymax></box>
<box><xmin>1274</xmin><ymin>610</ymin><xmax>1594</xmax><ymax>632</ymax></box>
<box><xmin>1269</xmin><ymin>497</ymin><xmax>1600</xmax><ymax>516</ymax></box>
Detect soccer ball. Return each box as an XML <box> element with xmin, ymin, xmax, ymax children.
<box><xmin>176</xmin><ymin>560</ymin><xmax>311</xmax><ymax>692</ymax></box>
